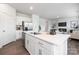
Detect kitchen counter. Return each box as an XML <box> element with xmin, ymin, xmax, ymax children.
<box><xmin>24</xmin><ymin>31</ymin><xmax>70</xmax><ymax>45</ymax></box>
<box><xmin>70</xmin><ymin>31</ymin><xmax>79</xmax><ymax>40</ymax></box>
<box><xmin>24</xmin><ymin>31</ymin><xmax>70</xmax><ymax>55</ymax></box>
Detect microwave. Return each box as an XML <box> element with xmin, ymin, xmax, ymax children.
<box><xmin>58</xmin><ymin>22</ymin><xmax>66</xmax><ymax>27</ymax></box>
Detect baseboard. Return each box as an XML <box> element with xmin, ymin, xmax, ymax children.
<box><xmin>0</xmin><ymin>39</ymin><xmax>16</xmax><ymax>48</ymax></box>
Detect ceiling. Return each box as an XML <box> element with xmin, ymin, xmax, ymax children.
<box><xmin>9</xmin><ymin>3</ymin><xmax>79</xmax><ymax>19</ymax></box>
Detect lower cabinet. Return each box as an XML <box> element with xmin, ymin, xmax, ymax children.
<box><xmin>30</xmin><ymin>36</ymin><xmax>36</xmax><ymax>54</ymax></box>
<box><xmin>38</xmin><ymin>47</ymin><xmax>51</xmax><ymax>55</ymax></box>
<box><xmin>38</xmin><ymin>40</ymin><xmax>53</xmax><ymax>55</ymax></box>
<box><xmin>16</xmin><ymin>30</ymin><xmax>22</xmax><ymax>40</ymax></box>
<box><xmin>25</xmin><ymin>34</ymin><xmax>31</xmax><ymax>53</ymax></box>
<box><xmin>25</xmin><ymin>33</ymin><xmax>68</xmax><ymax>55</ymax></box>
<box><xmin>25</xmin><ymin>34</ymin><xmax>37</xmax><ymax>55</ymax></box>
<box><xmin>25</xmin><ymin>33</ymin><xmax>53</xmax><ymax>55</ymax></box>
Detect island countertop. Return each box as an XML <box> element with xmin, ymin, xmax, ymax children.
<box><xmin>24</xmin><ymin>31</ymin><xmax>70</xmax><ymax>45</ymax></box>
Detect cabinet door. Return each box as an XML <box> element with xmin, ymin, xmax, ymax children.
<box><xmin>25</xmin><ymin>34</ymin><xmax>34</xmax><ymax>54</ymax></box>
<box><xmin>25</xmin><ymin>34</ymin><xmax>37</xmax><ymax>55</ymax></box>
<box><xmin>30</xmin><ymin>36</ymin><xmax>36</xmax><ymax>55</ymax></box>
<box><xmin>25</xmin><ymin>34</ymin><xmax>28</xmax><ymax>49</ymax></box>
<box><xmin>16</xmin><ymin>31</ymin><xmax>20</xmax><ymax>39</ymax></box>
<box><xmin>38</xmin><ymin>46</ymin><xmax>51</xmax><ymax>55</ymax></box>
<box><xmin>25</xmin><ymin>34</ymin><xmax>30</xmax><ymax>52</ymax></box>
<box><xmin>38</xmin><ymin>40</ymin><xmax>53</xmax><ymax>55</ymax></box>
<box><xmin>16</xmin><ymin>31</ymin><xmax>22</xmax><ymax>40</ymax></box>
<box><xmin>0</xmin><ymin>13</ymin><xmax>4</xmax><ymax>47</ymax></box>
<box><xmin>0</xmin><ymin>12</ymin><xmax>16</xmax><ymax>47</ymax></box>
<box><xmin>19</xmin><ymin>32</ymin><xmax>21</xmax><ymax>39</ymax></box>
<box><xmin>38</xmin><ymin>47</ymin><xmax>46</xmax><ymax>55</ymax></box>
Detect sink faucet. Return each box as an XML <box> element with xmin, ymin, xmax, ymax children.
<box><xmin>38</xmin><ymin>25</ymin><xmax>41</xmax><ymax>32</ymax></box>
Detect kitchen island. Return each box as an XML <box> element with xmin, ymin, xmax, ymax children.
<box><xmin>24</xmin><ymin>31</ymin><xmax>70</xmax><ymax>55</ymax></box>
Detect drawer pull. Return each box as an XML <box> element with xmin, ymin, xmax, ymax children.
<box><xmin>39</xmin><ymin>42</ymin><xmax>44</xmax><ymax>45</ymax></box>
<box><xmin>39</xmin><ymin>49</ymin><xmax>42</xmax><ymax>55</ymax></box>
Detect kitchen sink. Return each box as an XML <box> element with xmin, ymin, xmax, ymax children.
<box><xmin>30</xmin><ymin>32</ymin><xmax>41</xmax><ymax>35</ymax></box>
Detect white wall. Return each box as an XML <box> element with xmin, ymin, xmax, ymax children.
<box><xmin>16</xmin><ymin>12</ymin><xmax>32</xmax><ymax>25</ymax></box>
<box><xmin>0</xmin><ymin>4</ymin><xmax>16</xmax><ymax>48</ymax></box>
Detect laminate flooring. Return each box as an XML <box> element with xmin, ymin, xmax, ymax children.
<box><xmin>0</xmin><ymin>39</ymin><xmax>30</xmax><ymax>55</ymax></box>
<box><xmin>0</xmin><ymin>39</ymin><xmax>79</xmax><ymax>55</ymax></box>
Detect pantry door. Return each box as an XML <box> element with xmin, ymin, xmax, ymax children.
<box><xmin>0</xmin><ymin>12</ymin><xmax>6</xmax><ymax>48</ymax></box>
<box><xmin>0</xmin><ymin>12</ymin><xmax>16</xmax><ymax>48</ymax></box>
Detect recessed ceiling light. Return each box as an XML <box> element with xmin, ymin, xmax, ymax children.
<box><xmin>29</xmin><ymin>6</ymin><xmax>33</xmax><ymax>10</ymax></box>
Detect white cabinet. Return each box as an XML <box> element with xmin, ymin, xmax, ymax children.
<box><xmin>0</xmin><ymin>4</ymin><xmax>16</xmax><ymax>17</ymax></box>
<box><xmin>0</xmin><ymin>4</ymin><xmax>16</xmax><ymax>48</ymax></box>
<box><xmin>25</xmin><ymin>33</ymin><xmax>54</xmax><ymax>55</ymax></box>
<box><xmin>25</xmin><ymin>32</ymin><xmax>69</xmax><ymax>55</ymax></box>
<box><xmin>25</xmin><ymin>34</ymin><xmax>37</xmax><ymax>55</ymax></box>
<box><xmin>30</xmin><ymin>36</ymin><xmax>36</xmax><ymax>54</ymax></box>
<box><xmin>38</xmin><ymin>46</ymin><xmax>50</xmax><ymax>55</ymax></box>
<box><xmin>16</xmin><ymin>30</ymin><xmax>22</xmax><ymax>40</ymax></box>
<box><xmin>16</xmin><ymin>12</ymin><xmax>32</xmax><ymax>25</ymax></box>
<box><xmin>37</xmin><ymin>40</ymin><xmax>53</xmax><ymax>55</ymax></box>
<box><xmin>25</xmin><ymin>34</ymin><xmax>30</xmax><ymax>52</ymax></box>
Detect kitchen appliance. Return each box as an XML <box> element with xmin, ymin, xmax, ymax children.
<box><xmin>58</xmin><ymin>28</ymin><xmax>67</xmax><ymax>34</ymax></box>
<box><xmin>50</xmin><ymin>29</ymin><xmax>56</xmax><ymax>35</ymax></box>
<box><xmin>22</xmin><ymin>21</ymin><xmax>33</xmax><ymax>31</ymax></box>
<box><xmin>58</xmin><ymin>22</ymin><xmax>66</xmax><ymax>27</ymax></box>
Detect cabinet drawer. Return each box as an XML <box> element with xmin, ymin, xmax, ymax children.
<box><xmin>38</xmin><ymin>40</ymin><xmax>53</xmax><ymax>51</ymax></box>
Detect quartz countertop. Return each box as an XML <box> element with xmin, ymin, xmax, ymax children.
<box><xmin>24</xmin><ymin>31</ymin><xmax>70</xmax><ymax>45</ymax></box>
<box><xmin>70</xmin><ymin>31</ymin><xmax>79</xmax><ymax>40</ymax></box>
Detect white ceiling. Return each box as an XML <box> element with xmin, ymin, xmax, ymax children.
<box><xmin>9</xmin><ymin>3</ymin><xmax>79</xmax><ymax>19</ymax></box>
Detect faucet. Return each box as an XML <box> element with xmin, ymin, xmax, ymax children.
<box><xmin>38</xmin><ymin>25</ymin><xmax>41</xmax><ymax>32</ymax></box>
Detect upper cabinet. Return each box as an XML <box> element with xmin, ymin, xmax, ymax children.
<box><xmin>0</xmin><ymin>4</ymin><xmax>16</xmax><ymax>17</ymax></box>
<box><xmin>16</xmin><ymin>12</ymin><xmax>32</xmax><ymax>25</ymax></box>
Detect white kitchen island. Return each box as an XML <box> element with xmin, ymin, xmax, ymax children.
<box><xmin>24</xmin><ymin>31</ymin><xmax>70</xmax><ymax>55</ymax></box>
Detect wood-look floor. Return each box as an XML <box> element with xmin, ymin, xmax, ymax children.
<box><xmin>0</xmin><ymin>39</ymin><xmax>30</xmax><ymax>55</ymax></box>
<box><xmin>0</xmin><ymin>39</ymin><xmax>79</xmax><ymax>55</ymax></box>
<box><xmin>68</xmin><ymin>39</ymin><xmax>79</xmax><ymax>55</ymax></box>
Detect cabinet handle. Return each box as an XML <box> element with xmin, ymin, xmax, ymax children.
<box><xmin>39</xmin><ymin>42</ymin><xmax>44</xmax><ymax>45</ymax></box>
<box><xmin>39</xmin><ymin>49</ymin><xmax>42</xmax><ymax>55</ymax></box>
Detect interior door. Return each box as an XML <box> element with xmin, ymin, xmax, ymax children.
<box><xmin>0</xmin><ymin>12</ymin><xmax>7</xmax><ymax>47</ymax></box>
<box><xmin>0</xmin><ymin>13</ymin><xmax>5</xmax><ymax>47</ymax></box>
<box><xmin>0</xmin><ymin>12</ymin><xmax>16</xmax><ymax>47</ymax></box>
